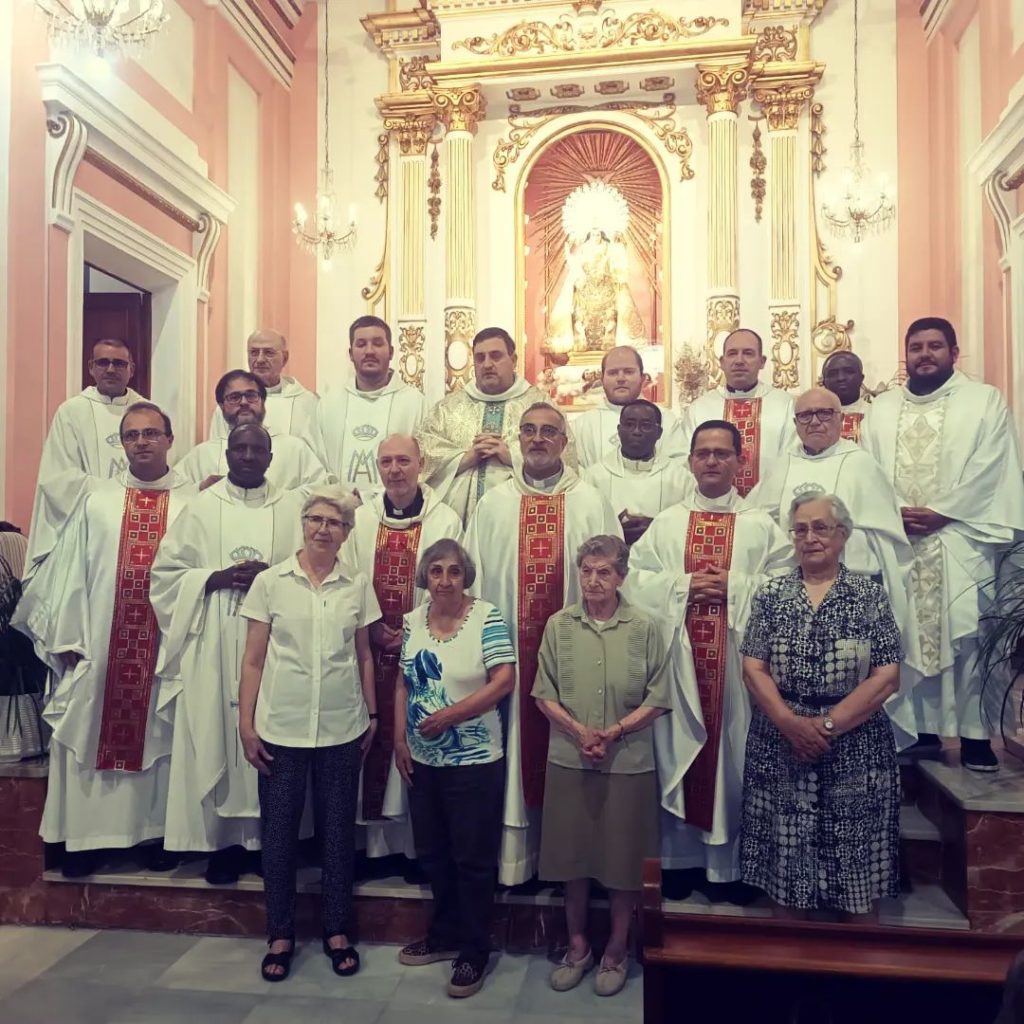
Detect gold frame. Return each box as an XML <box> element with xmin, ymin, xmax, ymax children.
<box><xmin>513</xmin><ymin>117</ymin><xmax>673</xmax><ymax>410</ymax></box>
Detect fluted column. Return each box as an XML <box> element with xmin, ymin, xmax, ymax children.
<box><xmin>696</xmin><ymin>64</ymin><xmax>750</xmax><ymax>385</ymax></box>
<box><xmin>431</xmin><ymin>86</ymin><xmax>486</xmax><ymax>392</ymax></box>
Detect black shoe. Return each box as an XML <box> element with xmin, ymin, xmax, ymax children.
<box><xmin>710</xmin><ymin>881</ymin><xmax>762</xmax><ymax>906</ymax></box>
<box><xmin>662</xmin><ymin>868</ymin><xmax>701</xmax><ymax>901</ymax></box>
<box><xmin>960</xmin><ymin>737</ymin><xmax>999</xmax><ymax>773</ymax></box>
<box><xmin>398</xmin><ymin>937</ymin><xmax>459</xmax><ymax>966</ymax></box>
<box><xmin>61</xmin><ymin>849</ymin><xmax>99</xmax><ymax>879</ymax></box>
<box><xmin>448</xmin><ymin>956</ymin><xmax>487</xmax><ymax>998</ymax></box>
<box><xmin>205</xmin><ymin>846</ymin><xmax>245</xmax><ymax>885</ymax></box>
<box><xmin>402</xmin><ymin>857</ymin><xmax>428</xmax><ymax>885</ymax></box>
<box><xmin>904</xmin><ymin>733</ymin><xmax>943</xmax><ymax>756</ymax></box>
<box><xmin>136</xmin><ymin>842</ymin><xmax>180</xmax><ymax>873</ymax></box>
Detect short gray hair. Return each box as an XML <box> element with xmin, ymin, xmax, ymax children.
<box><xmin>575</xmin><ymin>534</ymin><xmax>629</xmax><ymax>577</ymax></box>
<box><xmin>520</xmin><ymin>402</ymin><xmax>567</xmax><ymax>433</ymax></box>
<box><xmin>415</xmin><ymin>538</ymin><xmax>477</xmax><ymax>589</ymax></box>
<box><xmin>301</xmin><ymin>486</ymin><xmax>360</xmax><ymax>526</ymax></box>
<box><xmin>788</xmin><ymin>492</ymin><xmax>853</xmax><ymax>535</ymax></box>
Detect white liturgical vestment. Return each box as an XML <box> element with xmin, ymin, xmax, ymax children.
<box><xmin>27</xmin><ymin>386</ymin><xmax>144</xmax><ymax>569</ymax></box>
<box><xmin>573</xmin><ymin>398</ymin><xmax>684</xmax><ymax>468</ymax></box>
<box><xmin>176</xmin><ymin>432</ymin><xmax>328</xmax><ymax>491</ymax></box>
<box><xmin>14</xmin><ymin>469</ymin><xmax>194</xmax><ymax>850</ymax></box>
<box><xmin>680</xmin><ymin>382</ymin><xmax>796</xmax><ymax>497</ymax></box>
<box><xmin>208</xmin><ymin>377</ymin><xmax>318</xmax><ymax>441</ymax></box>
<box><xmin>863</xmin><ymin>372</ymin><xmax>1024</xmax><ymax>738</ymax></box>
<box><xmin>464</xmin><ymin>467</ymin><xmax>621</xmax><ymax>884</ymax></box>
<box><xmin>311</xmin><ymin>374</ymin><xmax>426</xmax><ymax>491</ymax></box>
<box><xmin>583</xmin><ymin>449</ymin><xmax>694</xmax><ymax>521</ymax></box>
<box><xmin>629</xmin><ymin>489</ymin><xmax>791</xmax><ymax>881</ymax></box>
<box><xmin>150</xmin><ymin>479</ymin><xmax>305</xmax><ymax>852</ymax></box>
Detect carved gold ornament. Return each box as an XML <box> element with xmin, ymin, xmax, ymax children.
<box><xmin>399</xmin><ymin>324</ymin><xmax>426</xmax><ymax>391</ymax></box>
<box><xmin>507</xmin><ymin>87</ymin><xmax>541</xmax><ymax>102</ymax></box>
<box><xmin>752</xmin><ymin>82</ymin><xmax>814</xmax><ymax>132</ymax></box>
<box><xmin>491</xmin><ymin>96</ymin><xmax>693</xmax><ymax>191</ymax></box>
<box><xmin>428</xmin><ymin>145</ymin><xmax>441</xmax><ymax>241</ymax></box>
<box><xmin>431</xmin><ymin>86</ymin><xmax>486</xmax><ymax>134</ymax></box>
<box><xmin>770</xmin><ymin>309</ymin><xmax>800</xmax><ymax>390</ymax></box>
<box><xmin>398</xmin><ymin>55</ymin><xmax>438</xmax><ymax>93</ymax></box>
<box><xmin>374</xmin><ymin>133</ymin><xmax>389</xmax><ymax>203</ymax></box>
<box><xmin>704</xmin><ymin>296</ymin><xmax>739</xmax><ymax>387</ymax></box>
<box><xmin>674</xmin><ymin>343</ymin><xmax>711</xmax><ymax>408</ymax></box>
<box><xmin>642</xmin><ymin>76</ymin><xmax>674</xmax><ymax>92</ymax></box>
<box><xmin>749</xmin><ymin>117</ymin><xmax>766</xmax><ymax>222</ymax></box>
<box><xmin>551</xmin><ymin>83</ymin><xmax>585</xmax><ymax>99</ymax></box>
<box><xmin>811</xmin><ymin>316</ymin><xmax>854</xmax><ymax>360</ymax></box>
<box><xmin>695</xmin><ymin>63</ymin><xmax>751</xmax><ymax>116</ymax></box>
<box><xmin>595</xmin><ymin>80</ymin><xmax>629</xmax><ymax>95</ymax></box>
<box><xmin>445</xmin><ymin>308</ymin><xmax>476</xmax><ymax>392</ymax></box>
<box><xmin>810</xmin><ymin>101</ymin><xmax>826</xmax><ymax>176</ymax></box>
<box><xmin>753</xmin><ymin>25</ymin><xmax>798</xmax><ymax>63</ymax></box>
<box><xmin>452</xmin><ymin>11</ymin><xmax>729</xmax><ymax>57</ymax></box>
<box><xmin>384</xmin><ymin>114</ymin><xmax>434</xmax><ymax>156</ymax></box>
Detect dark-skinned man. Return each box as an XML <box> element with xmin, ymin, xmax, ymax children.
<box><xmin>821</xmin><ymin>350</ymin><xmax>869</xmax><ymax>443</ymax></box>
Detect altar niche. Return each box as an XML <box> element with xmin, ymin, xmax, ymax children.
<box><xmin>517</xmin><ymin>125</ymin><xmax>670</xmax><ymax>412</ymax></box>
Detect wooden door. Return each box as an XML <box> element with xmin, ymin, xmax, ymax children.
<box><xmin>82</xmin><ymin>291</ymin><xmax>152</xmax><ymax>397</ymax></box>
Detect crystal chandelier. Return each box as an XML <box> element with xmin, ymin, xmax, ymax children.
<box><xmin>821</xmin><ymin>0</ymin><xmax>896</xmax><ymax>242</ymax></box>
<box><xmin>292</xmin><ymin>0</ymin><xmax>355</xmax><ymax>265</ymax></box>
<box><xmin>35</xmin><ymin>0</ymin><xmax>169</xmax><ymax>57</ymax></box>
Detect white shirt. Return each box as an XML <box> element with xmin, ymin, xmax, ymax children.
<box><xmin>241</xmin><ymin>555</ymin><xmax>382</xmax><ymax>747</ymax></box>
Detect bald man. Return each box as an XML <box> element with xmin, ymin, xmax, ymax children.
<box><xmin>342</xmin><ymin>434</ymin><xmax>462</xmax><ymax>874</ymax></box>
<box><xmin>680</xmin><ymin>329</ymin><xmax>795</xmax><ymax>497</ymax></box>
<box><xmin>749</xmin><ymin>388</ymin><xmax>921</xmax><ymax>741</ymax></box>
<box><xmin>208</xmin><ymin>329</ymin><xmax>318</xmax><ymax>441</ymax></box>
<box><xmin>821</xmin><ymin>350</ymin><xmax>869</xmax><ymax>443</ymax></box>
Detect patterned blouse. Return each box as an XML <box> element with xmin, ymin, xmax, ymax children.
<box><xmin>740</xmin><ymin>565</ymin><xmax>903</xmax><ymax>707</ymax></box>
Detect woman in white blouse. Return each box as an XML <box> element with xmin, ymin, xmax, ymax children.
<box><xmin>238</xmin><ymin>487</ymin><xmax>381</xmax><ymax>983</ymax></box>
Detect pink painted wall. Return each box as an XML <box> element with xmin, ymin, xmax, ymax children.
<box><xmin>897</xmin><ymin>0</ymin><xmax>1024</xmax><ymax>396</ymax></box>
<box><xmin>3</xmin><ymin>0</ymin><xmax>318</xmax><ymax>528</ymax></box>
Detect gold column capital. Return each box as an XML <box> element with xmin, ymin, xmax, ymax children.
<box><xmin>383</xmin><ymin>113</ymin><xmax>435</xmax><ymax>156</ymax></box>
<box><xmin>752</xmin><ymin>81</ymin><xmax>815</xmax><ymax>131</ymax></box>
<box><xmin>695</xmin><ymin>63</ymin><xmax>752</xmax><ymax>117</ymax></box>
<box><xmin>431</xmin><ymin>85</ymin><xmax>487</xmax><ymax>134</ymax></box>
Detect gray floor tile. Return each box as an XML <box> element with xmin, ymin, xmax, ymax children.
<box><xmin>108</xmin><ymin>988</ymin><xmax>261</xmax><ymax>1024</ymax></box>
<box><xmin>513</xmin><ymin>953</ymin><xmax>642</xmax><ymax>1020</ymax></box>
<box><xmin>242</xmin><ymin>995</ymin><xmax>387</xmax><ymax>1024</ymax></box>
<box><xmin>375</xmin><ymin>1006</ymin><xmax>512</xmax><ymax>1024</ymax></box>
<box><xmin>0</xmin><ymin>924</ymin><xmax>97</xmax><ymax>997</ymax></box>
<box><xmin>0</xmin><ymin>979</ymin><xmax>127</xmax><ymax>1024</ymax></box>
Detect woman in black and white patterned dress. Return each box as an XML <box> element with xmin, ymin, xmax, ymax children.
<box><xmin>739</xmin><ymin>492</ymin><xmax>903</xmax><ymax>914</ymax></box>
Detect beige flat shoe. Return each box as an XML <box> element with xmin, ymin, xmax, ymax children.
<box><xmin>549</xmin><ymin>948</ymin><xmax>594</xmax><ymax>991</ymax></box>
<box><xmin>594</xmin><ymin>956</ymin><xmax>628</xmax><ymax>997</ymax></box>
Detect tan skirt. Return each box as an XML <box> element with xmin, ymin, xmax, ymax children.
<box><xmin>537</xmin><ymin>764</ymin><xmax>659</xmax><ymax>892</ymax></box>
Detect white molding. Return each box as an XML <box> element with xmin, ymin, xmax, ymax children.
<box><xmin>38</xmin><ymin>61</ymin><xmax>235</xmax><ymax>226</ymax></box>
<box><xmin>215</xmin><ymin>0</ymin><xmax>295</xmax><ymax>91</ymax></box>
<box><xmin>968</xmin><ymin>84</ymin><xmax>1024</xmax><ymax>188</ymax></box>
<box><xmin>44</xmin><ymin>112</ymin><xmax>88</xmax><ymax>232</ymax></box>
<box><xmin>920</xmin><ymin>0</ymin><xmax>954</xmax><ymax>42</ymax></box>
<box><xmin>69</xmin><ymin>190</ymin><xmax>199</xmax><ymax>450</ymax></box>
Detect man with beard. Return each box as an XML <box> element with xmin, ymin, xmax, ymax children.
<box><xmin>207</xmin><ymin>329</ymin><xmax>318</xmax><ymax>441</ymax></box>
<box><xmin>821</xmin><ymin>350</ymin><xmax>869</xmax><ymax>443</ymax></box>
<box><xmin>573</xmin><ymin>347</ymin><xmax>683</xmax><ymax>467</ymax></box>
<box><xmin>863</xmin><ymin>317</ymin><xmax>1024</xmax><ymax>771</ymax></box>
<box><xmin>311</xmin><ymin>316</ymin><xmax>426</xmax><ymax>491</ymax></box>
<box><xmin>151</xmin><ymin>424</ymin><xmax>306</xmax><ymax>884</ymax></box>
<box><xmin>178</xmin><ymin>370</ymin><xmax>327</xmax><ymax>491</ymax></box>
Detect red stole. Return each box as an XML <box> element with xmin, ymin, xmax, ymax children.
<box><xmin>517</xmin><ymin>494</ymin><xmax>564</xmax><ymax>808</ymax></box>
<box><xmin>362</xmin><ymin>521</ymin><xmax>423</xmax><ymax>820</ymax></box>
<box><xmin>95</xmin><ymin>487</ymin><xmax>171</xmax><ymax>772</ymax></box>
<box><xmin>723</xmin><ymin>397</ymin><xmax>762</xmax><ymax>497</ymax></box>
<box><xmin>841</xmin><ymin>411</ymin><xmax>864</xmax><ymax>443</ymax></box>
<box><xmin>682</xmin><ymin>510</ymin><xmax>736</xmax><ymax>832</ymax></box>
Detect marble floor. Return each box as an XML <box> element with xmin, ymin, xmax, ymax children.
<box><xmin>0</xmin><ymin>925</ymin><xmax>643</xmax><ymax>1024</ymax></box>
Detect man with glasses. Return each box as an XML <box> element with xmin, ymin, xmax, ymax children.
<box><xmin>630</xmin><ymin>420</ymin><xmax>789</xmax><ymax>903</ymax></box>
<box><xmin>465</xmin><ymin>403</ymin><xmax>619</xmax><ymax>885</ymax></box>
<box><xmin>178</xmin><ymin>370</ymin><xmax>328</xmax><ymax>491</ymax></box>
<box><xmin>749</xmin><ymin>387</ymin><xmax>918</xmax><ymax>742</ymax></box>
<box><xmin>583</xmin><ymin>399</ymin><xmax>692</xmax><ymax>545</ymax></box>
<box><xmin>151</xmin><ymin>423</ymin><xmax>307</xmax><ymax>885</ymax></box>
<box><xmin>820</xmin><ymin>350</ymin><xmax>870</xmax><ymax>443</ymax></box>
<box><xmin>207</xmin><ymin>329</ymin><xmax>319</xmax><ymax>442</ymax></box>
<box><xmin>419</xmin><ymin>327</ymin><xmax>563</xmax><ymax>527</ymax></box>
<box><xmin>679</xmin><ymin>329</ymin><xmax>795</xmax><ymax>497</ymax></box>
<box><xmin>27</xmin><ymin>339</ymin><xmax>145</xmax><ymax>569</ymax></box>
<box><xmin>862</xmin><ymin>317</ymin><xmax>1024</xmax><ymax>772</ymax></box>
<box><xmin>15</xmin><ymin>402</ymin><xmax>195</xmax><ymax>879</ymax></box>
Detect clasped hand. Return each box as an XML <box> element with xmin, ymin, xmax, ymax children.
<box><xmin>577</xmin><ymin>724</ymin><xmax>621</xmax><ymax>762</ymax></box>
<box><xmin>469</xmin><ymin>432</ymin><xmax>511</xmax><ymax>467</ymax></box>
<box><xmin>781</xmin><ymin>714</ymin><xmax>833</xmax><ymax>762</ymax></box>
<box><xmin>209</xmin><ymin>559</ymin><xmax>269</xmax><ymax>593</ymax></box>
<box><xmin>901</xmin><ymin>506</ymin><xmax>951</xmax><ymax>536</ymax></box>
<box><xmin>688</xmin><ymin>565</ymin><xmax>729</xmax><ymax>604</ymax></box>
<box><xmin>371</xmin><ymin>620</ymin><xmax>403</xmax><ymax>652</ymax></box>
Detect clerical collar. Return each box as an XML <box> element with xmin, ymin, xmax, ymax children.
<box><xmin>226</xmin><ymin>479</ymin><xmax>269</xmax><ymax>502</ymax></box>
<box><xmin>524</xmin><ymin>467</ymin><xmax>564</xmax><ymax>492</ymax></box>
<box><xmin>623</xmin><ymin>455</ymin><xmax>656</xmax><ymax>473</ymax></box>
<box><xmin>800</xmin><ymin>440</ymin><xmax>840</xmax><ymax>459</ymax></box>
<box><xmin>264</xmin><ymin>380</ymin><xmax>283</xmax><ymax>395</ymax></box>
<box><xmin>723</xmin><ymin>382</ymin><xmax>761</xmax><ymax>398</ymax></box>
<box><xmin>694</xmin><ymin>488</ymin><xmax>738</xmax><ymax>512</ymax></box>
<box><xmin>125</xmin><ymin>467</ymin><xmax>174</xmax><ymax>489</ymax></box>
<box><xmin>384</xmin><ymin>487</ymin><xmax>424</xmax><ymax>520</ymax></box>
<box><xmin>904</xmin><ymin>369</ymin><xmax>959</xmax><ymax>404</ymax></box>
<box><xmin>93</xmin><ymin>387</ymin><xmax>132</xmax><ymax>406</ymax></box>
<box><xmin>354</xmin><ymin>370</ymin><xmax>394</xmax><ymax>397</ymax></box>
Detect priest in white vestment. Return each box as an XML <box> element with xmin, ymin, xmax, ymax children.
<box><xmin>680</xmin><ymin>329</ymin><xmax>795</xmax><ymax>498</ymax></box>
<box><xmin>749</xmin><ymin>387</ymin><xmax>920</xmax><ymax>739</ymax></box>
<box><xmin>573</xmin><ymin>346</ymin><xmax>684</xmax><ymax>468</ymax></box>
<box><xmin>151</xmin><ymin>424</ymin><xmax>305</xmax><ymax>884</ymax></box>
<box><xmin>14</xmin><ymin>402</ymin><xmax>194</xmax><ymax>878</ymax></box>
<box><xmin>464</xmin><ymin>403</ymin><xmax>621</xmax><ymax>884</ymax></box>
<box><xmin>310</xmin><ymin>316</ymin><xmax>426</xmax><ymax>492</ymax></box>
<box><xmin>862</xmin><ymin>318</ymin><xmax>1024</xmax><ymax>772</ymax></box>
<box><xmin>178</xmin><ymin>370</ymin><xmax>328</xmax><ymax>491</ymax></box>
<box><xmin>583</xmin><ymin>399</ymin><xmax>693</xmax><ymax>545</ymax></box>
<box><xmin>341</xmin><ymin>435</ymin><xmax>463</xmax><ymax>870</ymax></box>
<box><xmin>418</xmin><ymin>327</ymin><xmax>569</xmax><ymax>526</ymax></box>
<box><xmin>629</xmin><ymin>420</ymin><xmax>790</xmax><ymax>898</ymax></box>
<box><xmin>207</xmin><ymin>329</ymin><xmax>318</xmax><ymax>441</ymax></box>
<box><xmin>821</xmin><ymin>350</ymin><xmax>870</xmax><ymax>444</ymax></box>
<box><xmin>27</xmin><ymin>338</ymin><xmax>144</xmax><ymax>569</ymax></box>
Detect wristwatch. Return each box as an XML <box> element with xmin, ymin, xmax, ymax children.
<box><xmin>822</xmin><ymin>716</ymin><xmax>836</xmax><ymax>734</ymax></box>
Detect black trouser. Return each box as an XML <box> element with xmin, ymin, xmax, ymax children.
<box><xmin>407</xmin><ymin>757</ymin><xmax>505</xmax><ymax>964</ymax></box>
<box><xmin>259</xmin><ymin>738</ymin><xmax>361</xmax><ymax>941</ymax></box>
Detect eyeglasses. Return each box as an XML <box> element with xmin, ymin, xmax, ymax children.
<box><xmin>92</xmin><ymin>358</ymin><xmax>131</xmax><ymax>370</ymax></box>
<box><xmin>691</xmin><ymin>448</ymin><xmax>737</xmax><ymax>462</ymax></box>
<box><xmin>789</xmin><ymin>521</ymin><xmax>842</xmax><ymax>540</ymax></box>
<box><xmin>122</xmin><ymin>428</ymin><xmax>167</xmax><ymax>444</ymax></box>
<box><xmin>520</xmin><ymin>424</ymin><xmax>564</xmax><ymax>440</ymax></box>
<box><xmin>303</xmin><ymin>514</ymin><xmax>352</xmax><ymax>531</ymax></box>
<box><xmin>223</xmin><ymin>390</ymin><xmax>262</xmax><ymax>406</ymax></box>
<box><xmin>794</xmin><ymin>409</ymin><xmax>838</xmax><ymax>425</ymax></box>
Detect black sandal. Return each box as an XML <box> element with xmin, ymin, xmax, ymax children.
<box><xmin>261</xmin><ymin>937</ymin><xmax>294</xmax><ymax>982</ymax></box>
<box><xmin>322</xmin><ymin>935</ymin><xmax>360</xmax><ymax>976</ymax></box>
